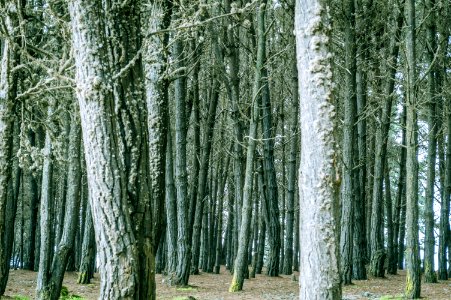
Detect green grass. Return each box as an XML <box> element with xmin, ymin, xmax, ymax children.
<box><xmin>13</xmin><ymin>296</ymin><xmax>29</xmax><ymax>300</ymax></box>
<box><xmin>176</xmin><ymin>286</ymin><xmax>198</xmax><ymax>292</ymax></box>
<box><xmin>379</xmin><ymin>295</ymin><xmax>405</xmax><ymax>300</ymax></box>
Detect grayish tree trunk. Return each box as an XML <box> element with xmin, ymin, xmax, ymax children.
<box><xmin>36</xmin><ymin>107</ymin><xmax>55</xmax><ymax>299</ymax></box>
<box><xmin>69</xmin><ymin>1</ymin><xmax>142</xmax><ymax>297</ymax></box>
<box><xmin>37</xmin><ymin>106</ymin><xmax>82</xmax><ymax>300</ymax></box>
<box><xmin>229</xmin><ymin>1</ymin><xmax>266</xmax><ymax>290</ymax></box>
<box><xmin>405</xmin><ymin>0</ymin><xmax>421</xmax><ymax>296</ymax></box>
<box><xmin>0</xmin><ymin>1</ymin><xmax>19</xmax><ymax>294</ymax></box>
<box><xmin>283</xmin><ymin>60</ymin><xmax>298</xmax><ymax>275</ymax></box>
<box><xmin>340</xmin><ymin>0</ymin><xmax>356</xmax><ymax>285</ymax></box>
<box><xmin>295</xmin><ymin>0</ymin><xmax>341</xmax><ymax>298</ymax></box>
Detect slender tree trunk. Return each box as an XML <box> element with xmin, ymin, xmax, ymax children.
<box><xmin>405</xmin><ymin>0</ymin><xmax>421</xmax><ymax>296</ymax></box>
<box><xmin>353</xmin><ymin>0</ymin><xmax>368</xmax><ymax>280</ymax></box>
<box><xmin>296</xmin><ymin>0</ymin><xmax>341</xmax><ymax>298</ymax></box>
<box><xmin>260</xmin><ymin>1</ymin><xmax>281</xmax><ymax>276</ymax></box>
<box><xmin>36</xmin><ymin>107</ymin><xmax>55</xmax><ymax>299</ymax></box>
<box><xmin>37</xmin><ymin>108</ymin><xmax>82</xmax><ymax>300</ymax></box>
<box><xmin>283</xmin><ymin>60</ymin><xmax>298</xmax><ymax>275</ymax></box>
<box><xmin>385</xmin><ymin>167</ymin><xmax>396</xmax><ymax>275</ymax></box>
<box><xmin>340</xmin><ymin>0</ymin><xmax>357</xmax><ymax>284</ymax></box>
<box><xmin>0</xmin><ymin>2</ymin><xmax>19</xmax><ymax>293</ymax></box>
<box><xmin>191</xmin><ymin>80</ymin><xmax>220</xmax><ymax>275</ymax></box>
<box><xmin>165</xmin><ymin>129</ymin><xmax>178</xmax><ymax>278</ymax></box>
<box><xmin>229</xmin><ymin>1</ymin><xmax>267</xmax><ymax>289</ymax></box>
<box><xmin>424</xmin><ymin>0</ymin><xmax>438</xmax><ymax>283</ymax></box>
<box><xmin>173</xmin><ymin>11</ymin><xmax>191</xmax><ymax>284</ymax></box>
<box><xmin>78</xmin><ymin>201</ymin><xmax>95</xmax><ymax>284</ymax></box>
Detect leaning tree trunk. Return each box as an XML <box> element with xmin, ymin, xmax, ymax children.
<box><xmin>0</xmin><ymin>1</ymin><xmax>19</xmax><ymax>294</ymax></box>
<box><xmin>295</xmin><ymin>0</ymin><xmax>341</xmax><ymax>298</ymax></box>
<box><xmin>229</xmin><ymin>1</ymin><xmax>266</xmax><ymax>290</ymax></box>
<box><xmin>405</xmin><ymin>0</ymin><xmax>421</xmax><ymax>297</ymax></box>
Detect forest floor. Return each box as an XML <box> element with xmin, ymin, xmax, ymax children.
<box><xmin>1</xmin><ymin>268</ymin><xmax>450</xmax><ymax>300</ymax></box>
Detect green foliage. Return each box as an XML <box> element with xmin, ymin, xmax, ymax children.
<box><xmin>13</xmin><ymin>296</ymin><xmax>29</xmax><ymax>300</ymax></box>
<box><xmin>59</xmin><ymin>285</ymin><xmax>86</xmax><ymax>300</ymax></box>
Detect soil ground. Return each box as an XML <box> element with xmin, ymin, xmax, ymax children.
<box><xmin>1</xmin><ymin>268</ymin><xmax>450</xmax><ymax>299</ymax></box>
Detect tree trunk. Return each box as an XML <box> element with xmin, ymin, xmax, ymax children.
<box><xmin>283</xmin><ymin>60</ymin><xmax>298</xmax><ymax>276</ymax></box>
<box><xmin>405</xmin><ymin>0</ymin><xmax>421</xmax><ymax>296</ymax></box>
<box><xmin>173</xmin><ymin>14</ymin><xmax>191</xmax><ymax>285</ymax></box>
<box><xmin>295</xmin><ymin>0</ymin><xmax>341</xmax><ymax>298</ymax></box>
<box><xmin>260</xmin><ymin>1</ymin><xmax>281</xmax><ymax>276</ymax></box>
<box><xmin>191</xmin><ymin>80</ymin><xmax>219</xmax><ymax>275</ymax></box>
<box><xmin>229</xmin><ymin>1</ymin><xmax>265</xmax><ymax>286</ymax></box>
<box><xmin>0</xmin><ymin>1</ymin><xmax>19</xmax><ymax>294</ymax></box>
<box><xmin>165</xmin><ymin>128</ymin><xmax>178</xmax><ymax>278</ymax></box>
<box><xmin>353</xmin><ymin>0</ymin><xmax>368</xmax><ymax>280</ymax></box>
<box><xmin>340</xmin><ymin>0</ymin><xmax>357</xmax><ymax>285</ymax></box>
<box><xmin>37</xmin><ymin>108</ymin><xmax>82</xmax><ymax>300</ymax></box>
<box><xmin>69</xmin><ymin>1</ymin><xmax>143</xmax><ymax>297</ymax></box>
<box><xmin>36</xmin><ymin>107</ymin><xmax>55</xmax><ymax>299</ymax></box>
<box><xmin>424</xmin><ymin>0</ymin><xmax>438</xmax><ymax>283</ymax></box>
<box><xmin>78</xmin><ymin>201</ymin><xmax>95</xmax><ymax>284</ymax></box>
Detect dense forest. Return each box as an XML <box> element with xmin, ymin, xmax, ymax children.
<box><xmin>0</xmin><ymin>0</ymin><xmax>450</xmax><ymax>299</ymax></box>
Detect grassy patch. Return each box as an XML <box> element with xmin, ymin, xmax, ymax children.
<box><xmin>176</xmin><ymin>285</ymin><xmax>198</xmax><ymax>292</ymax></box>
<box><xmin>379</xmin><ymin>295</ymin><xmax>405</xmax><ymax>300</ymax></box>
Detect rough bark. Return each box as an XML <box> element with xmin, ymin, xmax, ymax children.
<box><xmin>69</xmin><ymin>1</ymin><xmax>142</xmax><ymax>297</ymax></box>
<box><xmin>295</xmin><ymin>0</ymin><xmax>341</xmax><ymax>298</ymax></box>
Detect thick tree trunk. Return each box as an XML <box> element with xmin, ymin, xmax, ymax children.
<box><xmin>295</xmin><ymin>0</ymin><xmax>341</xmax><ymax>298</ymax></box>
<box><xmin>69</xmin><ymin>1</ymin><xmax>143</xmax><ymax>297</ymax></box>
<box><xmin>405</xmin><ymin>0</ymin><xmax>421</xmax><ymax>296</ymax></box>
